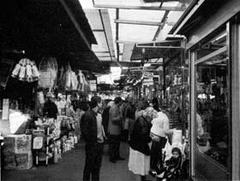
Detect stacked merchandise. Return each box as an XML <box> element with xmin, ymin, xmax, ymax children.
<box><xmin>3</xmin><ymin>134</ymin><xmax>32</xmax><ymax>170</ymax></box>
<box><xmin>58</xmin><ymin>115</ymin><xmax>78</xmax><ymax>152</ymax></box>
<box><xmin>11</xmin><ymin>58</ymin><xmax>40</xmax><ymax>82</ymax></box>
<box><xmin>61</xmin><ymin>133</ymin><xmax>77</xmax><ymax>153</ymax></box>
<box><xmin>53</xmin><ymin>140</ymin><xmax>62</xmax><ymax>163</ymax></box>
<box><xmin>32</xmin><ymin>118</ymin><xmax>62</xmax><ymax>165</ymax></box>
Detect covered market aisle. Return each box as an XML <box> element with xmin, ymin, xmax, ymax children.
<box><xmin>2</xmin><ymin>142</ymin><xmax>139</xmax><ymax>181</ymax></box>
<box><xmin>1</xmin><ymin>0</ymin><xmax>240</xmax><ymax>181</ymax></box>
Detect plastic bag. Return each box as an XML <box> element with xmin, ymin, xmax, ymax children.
<box><xmin>162</xmin><ymin>138</ymin><xmax>173</xmax><ymax>161</ymax></box>
<box><xmin>65</xmin><ymin>70</ymin><xmax>72</xmax><ymax>90</ymax></box>
<box><xmin>38</xmin><ymin>57</ymin><xmax>58</xmax><ymax>89</ymax></box>
<box><xmin>172</xmin><ymin>129</ymin><xmax>182</xmax><ymax>145</ymax></box>
<box><xmin>71</xmin><ymin>71</ymin><xmax>78</xmax><ymax>90</ymax></box>
<box><xmin>39</xmin><ymin>57</ymin><xmax>58</xmax><ymax>71</ymax></box>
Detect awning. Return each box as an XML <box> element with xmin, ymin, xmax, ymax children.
<box><xmin>0</xmin><ymin>0</ymin><xmax>107</xmax><ymax>73</ymax></box>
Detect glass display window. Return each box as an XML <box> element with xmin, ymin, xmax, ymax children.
<box><xmin>195</xmin><ymin>29</ymin><xmax>230</xmax><ymax>168</ymax></box>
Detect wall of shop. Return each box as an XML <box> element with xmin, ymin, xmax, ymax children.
<box><xmin>183</xmin><ymin>1</ymin><xmax>240</xmax><ymax>180</ymax></box>
<box><xmin>185</xmin><ymin>0</ymin><xmax>240</xmax><ymax>49</ymax></box>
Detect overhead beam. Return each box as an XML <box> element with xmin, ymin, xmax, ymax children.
<box><xmin>116</xmin><ymin>40</ymin><xmax>180</xmax><ymax>44</ymax></box>
<box><xmin>98</xmin><ymin>9</ymin><xmax>113</xmax><ymax>61</ymax></box>
<box><xmin>92</xmin><ymin>29</ymin><xmax>104</xmax><ymax>32</ymax></box>
<box><xmin>153</xmin><ymin>10</ymin><xmax>170</xmax><ymax>41</ymax></box>
<box><xmin>59</xmin><ymin>0</ymin><xmax>91</xmax><ymax>50</ymax></box>
<box><xmin>116</xmin><ymin>8</ymin><xmax>120</xmax><ymax>62</ymax></box>
<box><xmin>95</xmin><ymin>51</ymin><xmax>110</xmax><ymax>53</ymax></box>
<box><xmin>93</xmin><ymin>4</ymin><xmax>185</xmax><ymax>11</ymax></box>
<box><xmin>101</xmin><ymin>61</ymin><xmax>143</xmax><ymax>67</ymax></box>
<box><xmin>136</xmin><ymin>45</ymin><xmax>184</xmax><ymax>49</ymax></box>
<box><xmin>115</xmin><ymin>19</ymin><xmax>162</xmax><ymax>26</ymax></box>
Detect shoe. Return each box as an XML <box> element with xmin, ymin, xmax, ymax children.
<box><xmin>149</xmin><ymin>170</ymin><xmax>157</xmax><ymax>177</ymax></box>
<box><xmin>156</xmin><ymin>172</ymin><xmax>164</xmax><ymax>178</ymax></box>
<box><xmin>116</xmin><ymin>157</ymin><xmax>125</xmax><ymax>161</ymax></box>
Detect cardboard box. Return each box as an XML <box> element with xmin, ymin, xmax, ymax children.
<box><xmin>4</xmin><ymin>134</ymin><xmax>32</xmax><ymax>153</ymax></box>
<box><xmin>3</xmin><ymin>152</ymin><xmax>16</xmax><ymax>170</ymax></box>
<box><xmin>15</xmin><ymin>152</ymin><xmax>33</xmax><ymax>170</ymax></box>
<box><xmin>3</xmin><ymin>152</ymin><xmax>32</xmax><ymax>170</ymax></box>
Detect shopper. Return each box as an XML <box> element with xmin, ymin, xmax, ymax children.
<box><xmin>108</xmin><ymin>97</ymin><xmax>124</xmax><ymax>163</ymax></box>
<box><xmin>119</xmin><ymin>99</ymin><xmax>128</xmax><ymax>141</ymax></box>
<box><xmin>81</xmin><ymin>96</ymin><xmax>104</xmax><ymax>181</ymax></box>
<box><xmin>149</xmin><ymin>105</ymin><xmax>170</xmax><ymax>176</ymax></box>
<box><xmin>152</xmin><ymin>97</ymin><xmax>160</xmax><ymax>112</ymax></box>
<box><xmin>43</xmin><ymin>92</ymin><xmax>58</xmax><ymax>119</ymax></box>
<box><xmin>128</xmin><ymin>99</ymin><xmax>152</xmax><ymax>181</ymax></box>
<box><xmin>124</xmin><ymin>96</ymin><xmax>136</xmax><ymax>141</ymax></box>
<box><xmin>102</xmin><ymin>100</ymin><xmax>113</xmax><ymax>139</ymax></box>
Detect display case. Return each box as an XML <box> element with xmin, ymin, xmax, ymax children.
<box><xmin>190</xmin><ymin>26</ymin><xmax>231</xmax><ymax>180</ymax></box>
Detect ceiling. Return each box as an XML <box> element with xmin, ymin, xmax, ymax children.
<box><xmin>79</xmin><ymin>0</ymin><xmax>193</xmax><ymax>68</ymax></box>
<box><xmin>0</xmin><ymin>0</ymin><xmax>108</xmax><ymax>73</ymax></box>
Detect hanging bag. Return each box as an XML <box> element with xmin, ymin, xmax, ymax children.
<box><xmin>38</xmin><ymin>57</ymin><xmax>58</xmax><ymax>89</ymax></box>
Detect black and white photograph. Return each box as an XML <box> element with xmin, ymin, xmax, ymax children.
<box><xmin>0</xmin><ymin>0</ymin><xmax>240</xmax><ymax>180</ymax></box>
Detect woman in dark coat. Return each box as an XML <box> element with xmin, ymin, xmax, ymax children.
<box><xmin>128</xmin><ymin>99</ymin><xmax>153</xmax><ymax>181</ymax></box>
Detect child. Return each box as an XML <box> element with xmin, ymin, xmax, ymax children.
<box><xmin>157</xmin><ymin>147</ymin><xmax>182</xmax><ymax>181</ymax></box>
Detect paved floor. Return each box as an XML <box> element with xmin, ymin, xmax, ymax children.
<box><xmin>2</xmin><ymin>142</ymin><xmax>152</xmax><ymax>181</ymax></box>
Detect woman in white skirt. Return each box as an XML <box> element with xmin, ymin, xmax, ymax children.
<box><xmin>128</xmin><ymin>100</ymin><xmax>153</xmax><ymax>181</ymax></box>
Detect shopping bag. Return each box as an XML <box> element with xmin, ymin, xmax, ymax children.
<box><xmin>162</xmin><ymin>138</ymin><xmax>172</xmax><ymax>161</ymax></box>
<box><xmin>172</xmin><ymin>129</ymin><xmax>182</xmax><ymax>145</ymax></box>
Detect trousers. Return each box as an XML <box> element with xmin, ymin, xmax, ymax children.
<box><xmin>150</xmin><ymin>137</ymin><xmax>167</xmax><ymax>172</ymax></box>
<box><xmin>83</xmin><ymin>143</ymin><xmax>104</xmax><ymax>181</ymax></box>
<box><xmin>108</xmin><ymin>134</ymin><xmax>121</xmax><ymax>161</ymax></box>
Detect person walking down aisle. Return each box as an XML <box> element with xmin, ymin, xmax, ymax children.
<box><xmin>81</xmin><ymin>96</ymin><xmax>105</xmax><ymax>181</ymax></box>
<box><xmin>108</xmin><ymin>97</ymin><xmax>124</xmax><ymax>163</ymax></box>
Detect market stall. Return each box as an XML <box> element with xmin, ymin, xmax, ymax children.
<box><xmin>0</xmin><ymin>0</ymin><xmax>104</xmax><ymax>173</ymax></box>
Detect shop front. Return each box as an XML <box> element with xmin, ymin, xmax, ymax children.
<box><xmin>171</xmin><ymin>0</ymin><xmax>240</xmax><ymax>180</ymax></box>
<box><xmin>0</xmin><ymin>0</ymin><xmax>105</xmax><ymax>177</ymax></box>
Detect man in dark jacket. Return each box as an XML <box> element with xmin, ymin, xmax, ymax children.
<box><xmin>81</xmin><ymin>96</ymin><xmax>104</xmax><ymax>181</ymax></box>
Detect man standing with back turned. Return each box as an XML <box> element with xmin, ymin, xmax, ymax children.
<box><xmin>108</xmin><ymin>97</ymin><xmax>124</xmax><ymax>163</ymax></box>
<box><xmin>81</xmin><ymin>96</ymin><xmax>104</xmax><ymax>181</ymax></box>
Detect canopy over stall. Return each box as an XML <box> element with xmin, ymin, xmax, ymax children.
<box><xmin>0</xmin><ymin>0</ymin><xmax>108</xmax><ymax>73</ymax></box>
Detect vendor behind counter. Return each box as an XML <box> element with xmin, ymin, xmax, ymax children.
<box><xmin>43</xmin><ymin>92</ymin><xmax>58</xmax><ymax>119</ymax></box>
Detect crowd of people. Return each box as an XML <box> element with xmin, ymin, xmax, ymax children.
<box><xmin>78</xmin><ymin>95</ymin><xmax>187</xmax><ymax>181</ymax></box>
